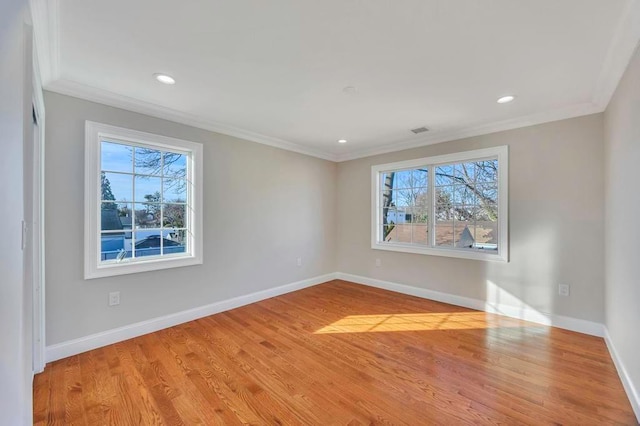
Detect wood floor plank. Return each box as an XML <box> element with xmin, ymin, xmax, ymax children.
<box><xmin>34</xmin><ymin>280</ymin><xmax>638</xmax><ymax>425</ymax></box>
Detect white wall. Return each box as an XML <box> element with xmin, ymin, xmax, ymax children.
<box><xmin>44</xmin><ymin>92</ymin><xmax>337</xmax><ymax>346</ymax></box>
<box><xmin>336</xmin><ymin>114</ymin><xmax>605</xmax><ymax>324</ymax></box>
<box><xmin>0</xmin><ymin>0</ymin><xmax>34</xmax><ymax>424</ymax></box>
<box><xmin>604</xmin><ymin>43</ymin><xmax>640</xmax><ymax>417</ymax></box>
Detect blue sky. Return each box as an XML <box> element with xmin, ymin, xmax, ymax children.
<box><xmin>101</xmin><ymin>141</ymin><xmax>186</xmax><ymax>203</ymax></box>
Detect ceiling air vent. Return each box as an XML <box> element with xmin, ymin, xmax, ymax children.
<box><xmin>410</xmin><ymin>126</ymin><xmax>429</xmax><ymax>134</ymax></box>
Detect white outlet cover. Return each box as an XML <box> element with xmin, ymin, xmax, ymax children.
<box><xmin>558</xmin><ymin>284</ymin><xmax>570</xmax><ymax>297</ymax></box>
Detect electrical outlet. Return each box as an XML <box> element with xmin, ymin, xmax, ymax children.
<box><xmin>375</xmin><ymin>258</ymin><xmax>381</xmax><ymax>267</ymax></box>
<box><xmin>558</xmin><ymin>284</ymin><xmax>570</xmax><ymax>297</ymax></box>
<box><xmin>109</xmin><ymin>291</ymin><xmax>120</xmax><ymax>306</ymax></box>
<box><xmin>296</xmin><ymin>257</ymin><xmax>302</xmax><ymax>267</ymax></box>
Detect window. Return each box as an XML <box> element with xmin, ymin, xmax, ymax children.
<box><xmin>371</xmin><ymin>146</ymin><xmax>508</xmax><ymax>262</ymax></box>
<box><xmin>85</xmin><ymin>121</ymin><xmax>203</xmax><ymax>279</ymax></box>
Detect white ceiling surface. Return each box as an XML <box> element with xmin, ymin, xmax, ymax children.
<box><xmin>41</xmin><ymin>0</ymin><xmax>638</xmax><ymax>161</ymax></box>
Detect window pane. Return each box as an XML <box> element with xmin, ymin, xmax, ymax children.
<box><xmin>381</xmin><ymin>189</ymin><xmax>393</xmax><ymax>208</ymax></box>
<box><xmin>410</xmin><ymin>207</ymin><xmax>429</xmax><ymax>224</ymax></box>
<box><xmin>393</xmin><ymin>189</ymin><xmax>416</xmax><ymax>207</ymax></box>
<box><xmin>435</xmin><ymin>205</ymin><xmax>454</xmax><ymax>247</ymax></box>
<box><xmin>475</xmin><ymin>206</ymin><xmax>498</xmax><ymax>249</ymax></box>
<box><xmin>163</xmin><ymin>178</ymin><xmax>187</xmax><ymax>203</ymax></box>
<box><xmin>396</xmin><ymin>207</ymin><xmax>411</xmax><ymax>224</ymax></box>
<box><xmin>134</xmin><ymin>175</ymin><xmax>162</xmax><ymax>203</ymax></box>
<box><xmin>393</xmin><ymin>170</ymin><xmax>412</xmax><ymax>189</ymax></box>
<box><xmin>435</xmin><ymin>222</ymin><xmax>454</xmax><ymax>247</ymax></box>
<box><xmin>412</xmin><ymin>168</ymin><xmax>428</xmax><ymax>188</ymax></box>
<box><xmin>101</xmin><ymin>233</ymin><xmax>131</xmax><ymax>262</ymax></box>
<box><xmin>381</xmin><ymin>172</ymin><xmax>395</xmax><ymax>191</ymax></box>
<box><xmin>101</xmin><ymin>202</ymin><xmax>132</xmax><ymax>231</ymax></box>
<box><xmin>134</xmin><ymin>147</ymin><xmax>163</xmax><ymax>176</ymax></box>
<box><xmin>436</xmin><ymin>204</ymin><xmax>454</xmax><ymax>221</ymax></box>
<box><xmin>454</xmin><ymin>217</ymin><xmax>475</xmax><ymax>249</ymax></box>
<box><xmin>163</xmin><ymin>203</ymin><xmax>187</xmax><ymax>228</ymax></box>
<box><xmin>476</xmin><ymin>183</ymin><xmax>498</xmax><ymax>204</ymax></box>
<box><xmin>163</xmin><ymin>152</ymin><xmax>187</xmax><ymax>178</ymax></box>
<box><xmin>101</xmin><ymin>141</ymin><xmax>132</xmax><ymax>173</ymax></box>
<box><xmin>402</xmin><ymin>207</ymin><xmax>416</xmax><ymax>224</ymax></box>
<box><xmin>455</xmin><ymin>184</ymin><xmax>476</xmax><ymax>205</ymax></box>
<box><xmin>412</xmin><ymin>187</ymin><xmax>429</xmax><ymax>207</ymax></box>
<box><xmin>102</xmin><ymin>172</ymin><xmax>132</xmax><ymax>202</ymax></box>
<box><xmin>134</xmin><ymin>230</ymin><xmax>162</xmax><ymax>258</ymax></box>
<box><xmin>395</xmin><ymin>223</ymin><xmax>412</xmax><ymax>243</ymax></box>
<box><xmin>455</xmin><ymin>162</ymin><xmax>476</xmax><ymax>182</ymax></box>
<box><xmin>380</xmin><ymin>207</ymin><xmax>390</xmax><ymax>224</ymax></box>
<box><xmin>435</xmin><ymin>165</ymin><xmax>455</xmax><ymax>186</ymax></box>
<box><xmin>476</xmin><ymin>160</ymin><xmax>498</xmax><ymax>183</ymax></box>
<box><xmin>475</xmin><ymin>220</ymin><xmax>498</xmax><ymax>250</ymax></box>
<box><xmin>382</xmin><ymin>224</ymin><xmax>396</xmax><ymax>242</ymax></box>
<box><xmin>382</xmin><ymin>207</ymin><xmax>397</xmax><ymax>225</ymax></box>
<box><xmin>436</xmin><ymin>186</ymin><xmax>454</xmax><ymax>207</ymax></box>
<box><xmin>477</xmin><ymin>204</ymin><xmax>498</xmax><ymax>222</ymax></box>
<box><xmin>162</xmin><ymin>229</ymin><xmax>187</xmax><ymax>255</ymax></box>
<box><xmin>134</xmin><ymin>203</ymin><xmax>161</xmax><ymax>229</ymax></box>
<box><xmin>412</xmin><ymin>224</ymin><xmax>428</xmax><ymax>245</ymax></box>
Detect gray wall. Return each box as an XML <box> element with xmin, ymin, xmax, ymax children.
<box><xmin>44</xmin><ymin>92</ymin><xmax>337</xmax><ymax>345</ymax></box>
<box><xmin>336</xmin><ymin>114</ymin><xmax>605</xmax><ymax>323</ymax></box>
<box><xmin>604</xmin><ymin>44</ymin><xmax>640</xmax><ymax>413</ymax></box>
<box><xmin>0</xmin><ymin>0</ymin><xmax>33</xmax><ymax>424</ymax></box>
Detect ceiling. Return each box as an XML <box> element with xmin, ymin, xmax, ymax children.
<box><xmin>33</xmin><ymin>0</ymin><xmax>640</xmax><ymax>161</ymax></box>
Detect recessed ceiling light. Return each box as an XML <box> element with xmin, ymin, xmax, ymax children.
<box><xmin>342</xmin><ymin>86</ymin><xmax>357</xmax><ymax>94</ymax></box>
<box><xmin>497</xmin><ymin>95</ymin><xmax>515</xmax><ymax>104</ymax></box>
<box><xmin>154</xmin><ymin>73</ymin><xmax>176</xmax><ymax>85</ymax></box>
<box><xmin>338</xmin><ymin>139</ymin><xmax>347</xmax><ymax>144</ymax></box>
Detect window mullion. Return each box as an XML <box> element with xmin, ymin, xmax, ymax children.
<box><xmin>131</xmin><ymin>148</ymin><xmax>136</xmax><ymax>259</ymax></box>
<box><xmin>378</xmin><ymin>172</ymin><xmax>383</xmax><ymax>243</ymax></box>
<box><xmin>160</xmin><ymin>152</ymin><xmax>164</xmax><ymax>256</ymax></box>
<box><xmin>428</xmin><ymin>165</ymin><xmax>435</xmax><ymax>247</ymax></box>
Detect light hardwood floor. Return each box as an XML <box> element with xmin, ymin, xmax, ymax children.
<box><xmin>33</xmin><ymin>280</ymin><xmax>637</xmax><ymax>425</ymax></box>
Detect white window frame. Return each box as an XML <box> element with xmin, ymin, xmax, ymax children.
<box><xmin>84</xmin><ymin>121</ymin><xmax>203</xmax><ymax>279</ymax></box>
<box><xmin>371</xmin><ymin>146</ymin><xmax>508</xmax><ymax>262</ymax></box>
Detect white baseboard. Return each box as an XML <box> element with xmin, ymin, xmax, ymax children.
<box><xmin>604</xmin><ymin>328</ymin><xmax>640</xmax><ymax>422</ymax></box>
<box><xmin>336</xmin><ymin>272</ymin><xmax>604</xmax><ymax>337</ymax></box>
<box><xmin>45</xmin><ymin>271</ymin><xmax>604</xmax><ymax>360</ymax></box>
<box><xmin>45</xmin><ymin>273</ymin><xmax>337</xmax><ymax>362</ymax></box>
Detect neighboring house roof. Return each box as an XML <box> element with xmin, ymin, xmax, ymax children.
<box><xmin>101</xmin><ymin>208</ymin><xmax>125</xmax><ymax>235</ymax></box>
<box><xmin>456</xmin><ymin>226</ymin><xmax>475</xmax><ymax>249</ymax></box>
<box><xmin>135</xmin><ymin>235</ymin><xmax>182</xmax><ymax>249</ymax></box>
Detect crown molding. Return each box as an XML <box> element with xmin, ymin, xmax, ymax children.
<box><xmin>29</xmin><ymin>0</ymin><xmax>59</xmax><ymax>86</ymax></box>
<box><xmin>335</xmin><ymin>101</ymin><xmax>602</xmax><ymax>162</ymax></box>
<box><xmin>34</xmin><ymin>0</ymin><xmax>639</xmax><ymax>164</ymax></box>
<box><xmin>45</xmin><ymin>78</ymin><xmax>339</xmax><ymax>161</ymax></box>
<box><xmin>592</xmin><ymin>0</ymin><xmax>640</xmax><ymax>109</ymax></box>
<box><xmin>47</xmin><ymin>77</ymin><xmax>603</xmax><ymax>164</ymax></box>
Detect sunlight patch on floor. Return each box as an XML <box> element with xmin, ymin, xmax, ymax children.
<box><xmin>314</xmin><ymin>311</ymin><xmax>526</xmax><ymax>334</ymax></box>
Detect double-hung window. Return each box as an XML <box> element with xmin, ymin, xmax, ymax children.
<box><xmin>371</xmin><ymin>146</ymin><xmax>508</xmax><ymax>262</ymax></box>
<box><xmin>85</xmin><ymin>121</ymin><xmax>203</xmax><ymax>279</ymax></box>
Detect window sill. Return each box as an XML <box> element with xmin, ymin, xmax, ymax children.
<box><xmin>85</xmin><ymin>254</ymin><xmax>202</xmax><ymax>279</ymax></box>
<box><xmin>371</xmin><ymin>241</ymin><xmax>508</xmax><ymax>262</ymax></box>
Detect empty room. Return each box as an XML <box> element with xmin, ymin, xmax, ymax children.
<box><xmin>2</xmin><ymin>0</ymin><xmax>640</xmax><ymax>424</ymax></box>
